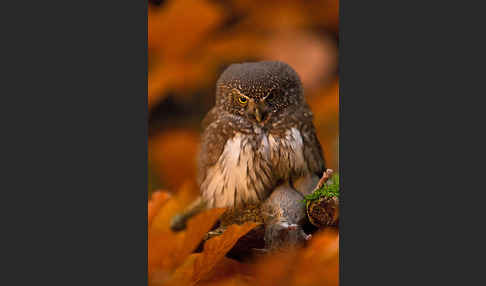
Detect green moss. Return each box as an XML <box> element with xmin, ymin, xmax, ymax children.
<box><xmin>303</xmin><ymin>174</ymin><xmax>340</xmax><ymax>203</ymax></box>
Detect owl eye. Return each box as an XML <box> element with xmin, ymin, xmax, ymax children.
<box><xmin>238</xmin><ymin>96</ymin><xmax>248</xmax><ymax>105</ymax></box>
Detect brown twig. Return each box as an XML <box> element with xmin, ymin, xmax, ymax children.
<box><xmin>316</xmin><ymin>169</ymin><xmax>334</xmax><ymax>190</ymax></box>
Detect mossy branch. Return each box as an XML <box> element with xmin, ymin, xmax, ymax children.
<box><xmin>305</xmin><ymin>170</ymin><xmax>340</xmax><ymax>228</ymax></box>
<box><xmin>303</xmin><ymin>172</ymin><xmax>339</xmax><ymax>203</ymax></box>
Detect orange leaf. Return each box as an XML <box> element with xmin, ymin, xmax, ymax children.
<box><xmin>150</xmin><ymin>181</ymin><xmax>198</xmax><ymax>232</ymax></box>
<box><xmin>148</xmin><ymin>182</ymin><xmax>198</xmax><ymax>275</ymax></box>
<box><xmin>162</xmin><ymin>252</ymin><xmax>253</xmax><ymax>286</ymax></box>
<box><xmin>291</xmin><ymin>229</ymin><xmax>339</xmax><ymax>286</ymax></box>
<box><xmin>163</xmin><ymin>222</ymin><xmax>258</xmax><ymax>286</ymax></box>
<box><xmin>148</xmin><ymin>191</ymin><xmax>171</xmax><ymax>228</ymax></box>
<box><xmin>148</xmin><ymin>228</ymin><xmax>182</xmax><ymax>275</ymax></box>
<box><xmin>158</xmin><ymin>254</ymin><xmax>200</xmax><ymax>286</ymax></box>
<box><xmin>192</xmin><ymin>222</ymin><xmax>258</xmax><ymax>284</ymax></box>
<box><xmin>249</xmin><ymin>229</ymin><xmax>339</xmax><ymax>286</ymax></box>
<box><xmin>149</xmin><ymin>203</ymin><xmax>226</xmax><ymax>277</ymax></box>
<box><xmin>173</xmin><ymin>208</ymin><xmax>227</xmax><ymax>267</ymax></box>
<box><xmin>251</xmin><ymin>249</ymin><xmax>299</xmax><ymax>286</ymax></box>
<box><xmin>198</xmin><ymin>256</ymin><xmax>254</xmax><ymax>286</ymax></box>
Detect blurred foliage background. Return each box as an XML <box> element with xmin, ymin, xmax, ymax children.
<box><xmin>148</xmin><ymin>1</ymin><xmax>339</xmax><ymax>285</ymax></box>
<box><xmin>148</xmin><ymin>0</ymin><xmax>339</xmax><ymax>196</ymax></box>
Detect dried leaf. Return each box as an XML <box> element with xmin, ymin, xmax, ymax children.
<box><xmin>149</xmin><ymin>204</ymin><xmax>225</xmax><ymax>278</ymax></box>
<box><xmin>249</xmin><ymin>229</ymin><xmax>339</xmax><ymax>286</ymax></box>
<box><xmin>193</xmin><ymin>222</ymin><xmax>258</xmax><ymax>283</ymax></box>
<box><xmin>149</xmin><ymin>191</ymin><xmax>171</xmax><ymax>227</ymax></box>
<box><xmin>175</xmin><ymin>208</ymin><xmax>227</xmax><ymax>266</ymax></box>
<box><xmin>198</xmin><ymin>274</ymin><xmax>253</xmax><ymax>286</ymax></box>
<box><xmin>149</xmin><ymin>225</ymin><xmax>183</xmax><ymax>275</ymax></box>
<box><xmin>165</xmin><ymin>255</ymin><xmax>253</xmax><ymax>286</ymax></box>
<box><xmin>150</xmin><ymin>181</ymin><xmax>198</xmax><ymax>232</ymax></box>
<box><xmin>252</xmin><ymin>249</ymin><xmax>299</xmax><ymax>286</ymax></box>
<box><xmin>198</xmin><ymin>256</ymin><xmax>253</xmax><ymax>285</ymax></box>
<box><xmin>148</xmin><ymin>192</ymin><xmax>338</xmax><ymax>286</ymax></box>
<box><xmin>152</xmin><ymin>254</ymin><xmax>200</xmax><ymax>286</ymax></box>
<box><xmin>148</xmin><ymin>182</ymin><xmax>199</xmax><ymax>275</ymax></box>
<box><xmin>291</xmin><ymin>229</ymin><xmax>339</xmax><ymax>286</ymax></box>
<box><xmin>164</xmin><ymin>222</ymin><xmax>258</xmax><ymax>286</ymax></box>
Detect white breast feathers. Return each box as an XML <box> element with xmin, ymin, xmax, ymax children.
<box><xmin>201</xmin><ymin>127</ymin><xmax>307</xmax><ymax>208</ymax></box>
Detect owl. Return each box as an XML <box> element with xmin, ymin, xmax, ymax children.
<box><xmin>198</xmin><ymin>61</ymin><xmax>326</xmax><ymax>210</ymax></box>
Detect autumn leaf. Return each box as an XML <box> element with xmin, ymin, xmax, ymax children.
<box><xmin>197</xmin><ymin>256</ymin><xmax>254</xmax><ymax>286</ymax></box>
<box><xmin>174</xmin><ymin>207</ymin><xmax>227</xmax><ymax>267</ymax></box>
<box><xmin>164</xmin><ymin>222</ymin><xmax>258</xmax><ymax>286</ymax></box>
<box><xmin>251</xmin><ymin>248</ymin><xmax>300</xmax><ymax>286</ymax></box>
<box><xmin>149</xmin><ymin>208</ymin><xmax>225</xmax><ymax>277</ymax></box>
<box><xmin>150</xmin><ymin>181</ymin><xmax>198</xmax><ymax>232</ymax></box>
<box><xmin>291</xmin><ymin>229</ymin><xmax>339</xmax><ymax>286</ymax></box>
<box><xmin>148</xmin><ymin>181</ymin><xmax>201</xmax><ymax>275</ymax></box>
<box><xmin>148</xmin><ymin>191</ymin><xmax>171</xmax><ymax>227</ymax></box>
<box><xmin>193</xmin><ymin>222</ymin><xmax>258</xmax><ymax>283</ymax></box>
<box><xmin>147</xmin><ymin>186</ymin><xmax>338</xmax><ymax>286</ymax></box>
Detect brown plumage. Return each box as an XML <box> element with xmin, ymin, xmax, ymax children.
<box><xmin>198</xmin><ymin>61</ymin><xmax>326</xmax><ymax>210</ymax></box>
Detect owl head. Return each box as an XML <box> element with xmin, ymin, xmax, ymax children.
<box><xmin>215</xmin><ymin>61</ymin><xmax>304</xmax><ymax>124</ymax></box>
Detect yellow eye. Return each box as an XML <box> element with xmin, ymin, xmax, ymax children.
<box><xmin>238</xmin><ymin>96</ymin><xmax>248</xmax><ymax>105</ymax></box>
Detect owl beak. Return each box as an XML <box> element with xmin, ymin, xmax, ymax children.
<box><xmin>255</xmin><ymin>108</ymin><xmax>263</xmax><ymax>123</ymax></box>
<box><xmin>254</xmin><ymin>103</ymin><xmax>269</xmax><ymax>123</ymax></box>
<box><xmin>249</xmin><ymin>101</ymin><xmax>268</xmax><ymax>123</ymax></box>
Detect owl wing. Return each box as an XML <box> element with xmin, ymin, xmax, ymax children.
<box><xmin>201</xmin><ymin>107</ymin><xmax>219</xmax><ymax>130</ymax></box>
<box><xmin>288</xmin><ymin>106</ymin><xmax>327</xmax><ymax>197</ymax></box>
<box><xmin>298</xmin><ymin>106</ymin><xmax>326</xmax><ymax>177</ymax></box>
<box><xmin>197</xmin><ymin>110</ymin><xmax>234</xmax><ymax>187</ymax></box>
